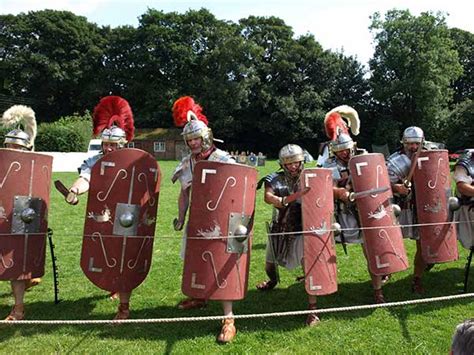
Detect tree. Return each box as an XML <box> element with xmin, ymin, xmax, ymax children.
<box><xmin>369</xmin><ymin>10</ymin><xmax>462</xmax><ymax>141</ymax></box>
<box><xmin>449</xmin><ymin>28</ymin><xmax>474</xmax><ymax>104</ymax></box>
<box><xmin>0</xmin><ymin>10</ymin><xmax>106</xmax><ymax>121</ymax></box>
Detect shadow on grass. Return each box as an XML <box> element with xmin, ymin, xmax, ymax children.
<box><xmin>0</xmin><ymin>266</ymin><xmax>471</xmax><ymax>353</ymax></box>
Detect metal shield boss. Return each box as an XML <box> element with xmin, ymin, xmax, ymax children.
<box><xmin>301</xmin><ymin>168</ymin><xmax>337</xmax><ymax>296</ymax></box>
<box><xmin>349</xmin><ymin>153</ymin><xmax>409</xmax><ymax>275</ymax></box>
<box><xmin>182</xmin><ymin>161</ymin><xmax>257</xmax><ymax>300</ymax></box>
<box><xmin>0</xmin><ymin>149</ymin><xmax>52</xmax><ymax>280</ymax></box>
<box><xmin>81</xmin><ymin>149</ymin><xmax>161</xmax><ymax>292</ymax></box>
<box><xmin>413</xmin><ymin>150</ymin><xmax>458</xmax><ymax>263</ymax></box>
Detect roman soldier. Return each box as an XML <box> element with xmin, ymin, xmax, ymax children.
<box><xmin>172</xmin><ymin>96</ymin><xmax>254</xmax><ymax>344</ymax></box>
<box><xmin>1</xmin><ymin>105</ymin><xmax>52</xmax><ymax>320</ymax></box>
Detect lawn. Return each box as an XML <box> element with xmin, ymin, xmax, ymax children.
<box><xmin>0</xmin><ymin>159</ymin><xmax>471</xmax><ymax>354</ymax></box>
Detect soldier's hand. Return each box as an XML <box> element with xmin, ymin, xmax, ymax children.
<box><xmin>66</xmin><ymin>189</ymin><xmax>79</xmax><ymax>205</ymax></box>
<box><xmin>173</xmin><ymin>218</ymin><xmax>184</xmax><ymax>231</ymax></box>
<box><xmin>394</xmin><ymin>184</ymin><xmax>410</xmax><ymax>196</ymax></box>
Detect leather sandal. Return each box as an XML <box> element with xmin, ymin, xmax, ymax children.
<box><xmin>113</xmin><ymin>303</ymin><xmax>130</xmax><ymax>320</ymax></box>
<box><xmin>177</xmin><ymin>298</ymin><xmax>207</xmax><ymax>310</ymax></box>
<box><xmin>256</xmin><ymin>279</ymin><xmax>277</xmax><ymax>291</ymax></box>
<box><xmin>374</xmin><ymin>289</ymin><xmax>386</xmax><ymax>304</ymax></box>
<box><xmin>306</xmin><ymin>303</ymin><xmax>320</xmax><ymax>326</ymax></box>
<box><xmin>25</xmin><ymin>278</ymin><xmax>41</xmax><ymax>291</ymax></box>
<box><xmin>217</xmin><ymin>318</ymin><xmax>236</xmax><ymax>344</ymax></box>
<box><xmin>5</xmin><ymin>304</ymin><xmax>24</xmax><ymax>321</ymax></box>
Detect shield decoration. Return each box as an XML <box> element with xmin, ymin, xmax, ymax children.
<box><xmin>349</xmin><ymin>153</ymin><xmax>409</xmax><ymax>275</ymax></box>
<box><xmin>81</xmin><ymin>148</ymin><xmax>160</xmax><ymax>292</ymax></box>
<box><xmin>301</xmin><ymin>168</ymin><xmax>337</xmax><ymax>296</ymax></box>
<box><xmin>413</xmin><ymin>150</ymin><xmax>458</xmax><ymax>263</ymax></box>
<box><xmin>0</xmin><ymin>149</ymin><xmax>52</xmax><ymax>280</ymax></box>
<box><xmin>182</xmin><ymin>161</ymin><xmax>257</xmax><ymax>301</ymax></box>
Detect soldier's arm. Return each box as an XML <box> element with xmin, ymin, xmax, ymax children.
<box><xmin>174</xmin><ymin>187</ymin><xmax>190</xmax><ymax>231</ymax></box>
<box><xmin>392</xmin><ymin>183</ymin><xmax>410</xmax><ymax>196</ymax></box>
<box><xmin>66</xmin><ymin>177</ymin><xmax>90</xmax><ymax>205</ymax></box>
<box><xmin>457</xmin><ymin>182</ymin><xmax>474</xmax><ymax>197</ymax></box>
<box><xmin>264</xmin><ymin>186</ymin><xmax>287</xmax><ymax>209</ymax></box>
<box><xmin>333</xmin><ymin>186</ymin><xmax>350</xmax><ymax>203</ymax></box>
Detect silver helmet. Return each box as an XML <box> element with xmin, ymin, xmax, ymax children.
<box><xmin>402</xmin><ymin>126</ymin><xmax>424</xmax><ymax>144</ymax></box>
<box><xmin>182</xmin><ymin>113</ymin><xmax>213</xmax><ymax>152</ymax></box>
<box><xmin>2</xmin><ymin>105</ymin><xmax>37</xmax><ymax>150</ymax></box>
<box><xmin>331</xmin><ymin>133</ymin><xmax>354</xmax><ymax>153</ymax></box>
<box><xmin>101</xmin><ymin>126</ymin><xmax>127</xmax><ymax>147</ymax></box>
<box><xmin>279</xmin><ymin>144</ymin><xmax>305</xmax><ymax>176</ymax></box>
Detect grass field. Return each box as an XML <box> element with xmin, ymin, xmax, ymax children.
<box><xmin>0</xmin><ymin>159</ymin><xmax>472</xmax><ymax>354</ymax></box>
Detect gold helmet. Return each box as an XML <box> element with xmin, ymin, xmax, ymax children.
<box><xmin>1</xmin><ymin>105</ymin><xmax>37</xmax><ymax>150</ymax></box>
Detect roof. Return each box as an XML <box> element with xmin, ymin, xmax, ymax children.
<box><xmin>133</xmin><ymin>127</ymin><xmax>182</xmax><ymax>141</ymax></box>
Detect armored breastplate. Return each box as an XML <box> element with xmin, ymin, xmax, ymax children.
<box><xmin>456</xmin><ymin>150</ymin><xmax>474</xmax><ymax>182</ymax></box>
<box><xmin>387</xmin><ymin>151</ymin><xmax>411</xmax><ymax>180</ymax></box>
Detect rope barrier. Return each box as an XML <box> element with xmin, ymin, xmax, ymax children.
<box><xmin>2</xmin><ymin>293</ymin><xmax>473</xmax><ymax>325</ymax></box>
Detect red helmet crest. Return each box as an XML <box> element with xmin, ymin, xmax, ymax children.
<box><xmin>172</xmin><ymin>96</ymin><xmax>208</xmax><ymax>127</ymax></box>
<box><xmin>93</xmin><ymin>96</ymin><xmax>134</xmax><ymax>142</ymax></box>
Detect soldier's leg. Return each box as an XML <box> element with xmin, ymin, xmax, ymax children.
<box><xmin>306</xmin><ymin>294</ymin><xmax>320</xmax><ymax>326</ymax></box>
<box><xmin>256</xmin><ymin>262</ymin><xmax>278</xmax><ymax>290</ymax></box>
<box><xmin>5</xmin><ymin>280</ymin><xmax>26</xmax><ymax>320</ymax></box>
<box><xmin>217</xmin><ymin>301</ymin><xmax>236</xmax><ymax>344</ymax></box>
<box><xmin>412</xmin><ymin>240</ymin><xmax>426</xmax><ymax>294</ymax></box>
<box><xmin>114</xmin><ymin>291</ymin><xmax>131</xmax><ymax>320</ymax></box>
<box><xmin>362</xmin><ymin>244</ymin><xmax>385</xmax><ymax>303</ymax></box>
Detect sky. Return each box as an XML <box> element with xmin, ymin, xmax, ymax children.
<box><xmin>2</xmin><ymin>0</ymin><xmax>473</xmax><ymax>65</ymax></box>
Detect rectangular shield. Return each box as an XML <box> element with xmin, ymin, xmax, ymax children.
<box><xmin>349</xmin><ymin>153</ymin><xmax>409</xmax><ymax>275</ymax></box>
<box><xmin>413</xmin><ymin>150</ymin><xmax>458</xmax><ymax>263</ymax></box>
<box><xmin>0</xmin><ymin>149</ymin><xmax>52</xmax><ymax>280</ymax></box>
<box><xmin>302</xmin><ymin>168</ymin><xmax>337</xmax><ymax>296</ymax></box>
<box><xmin>81</xmin><ymin>148</ymin><xmax>161</xmax><ymax>292</ymax></box>
<box><xmin>182</xmin><ymin>161</ymin><xmax>257</xmax><ymax>301</ymax></box>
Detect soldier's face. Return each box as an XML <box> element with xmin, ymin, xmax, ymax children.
<box><xmin>335</xmin><ymin>149</ymin><xmax>351</xmax><ymax>163</ymax></box>
<box><xmin>405</xmin><ymin>142</ymin><xmax>420</xmax><ymax>155</ymax></box>
<box><xmin>284</xmin><ymin>161</ymin><xmax>302</xmax><ymax>177</ymax></box>
<box><xmin>4</xmin><ymin>143</ymin><xmax>26</xmax><ymax>150</ymax></box>
<box><xmin>102</xmin><ymin>142</ymin><xmax>119</xmax><ymax>154</ymax></box>
<box><xmin>187</xmin><ymin>137</ymin><xmax>203</xmax><ymax>154</ymax></box>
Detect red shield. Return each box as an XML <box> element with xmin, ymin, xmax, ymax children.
<box><xmin>81</xmin><ymin>149</ymin><xmax>160</xmax><ymax>292</ymax></box>
<box><xmin>0</xmin><ymin>149</ymin><xmax>52</xmax><ymax>280</ymax></box>
<box><xmin>349</xmin><ymin>153</ymin><xmax>409</xmax><ymax>275</ymax></box>
<box><xmin>182</xmin><ymin>161</ymin><xmax>257</xmax><ymax>300</ymax></box>
<box><xmin>301</xmin><ymin>168</ymin><xmax>337</xmax><ymax>296</ymax></box>
<box><xmin>413</xmin><ymin>150</ymin><xmax>458</xmax><ymax>263</ymax></box>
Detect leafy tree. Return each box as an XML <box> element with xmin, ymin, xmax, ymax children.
<box><xmin>0</xmin><ymin>10</ymin><xmax>106</xmax><ymax>120</ymax></box>
<box><xmin>369</xmin><ymin>10</ymin><xmax>462</xmax><ymax>141</ymax></box>
<box><xmin>449</xmin><ymin>28</ymin><xmax>474</xmax><ymax>103</ymax></box>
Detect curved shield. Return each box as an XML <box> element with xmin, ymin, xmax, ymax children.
<box><xmin>81</xmin><ymin>148</ymin><xmax>160</xmax><ymax>292</ymax></box>
<box><xmin>0</xmin><ymin>149</ymin><xmax>52</xmax><ymax>280</ymax></box>
<box><xmin>302</xmin><ymin>168</ymin><xmax>337</xmax><ymax>296</ymax></box>
<box><xmin>182</xmin><ymin>161</ymin><xmax>257</xmax><ymax>300</ymax></box>
<box><xmin>413</xmin><ymin>150</ymin><xmax>458</xmax><ymax>263</ymax></box>
<box><xmin>349</xmin><ymin>153</ymin><xmax>409</xmax><ymax>275</ymax></box>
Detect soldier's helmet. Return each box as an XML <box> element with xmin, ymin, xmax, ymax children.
<box><xmin>1</xmin><ymin>105</ymin><xmax>37</xmax><ymax>150</ymax></box>
<box><xmin>173</xmin><ymin>96</ymin><xmax>213</xmax><ymax>152</ymax></box>
<box><xmin>92</xmin><ymin>96</ymin><xmax>134</xmax><ymax>148</ymax></box>
<box><xmin>279</xmin><ymin>144</ymin><xmax>305</xmax><ymax>176</ymax></box>
<box><xmin>402</xmin><ymin>126</ymin><xmax>424</xmax><ymax>144</ymax></box>
<box><xmin>324</xmin><ymin>105</ymin><xmax>360</xmax><ymax>156</ymax></box>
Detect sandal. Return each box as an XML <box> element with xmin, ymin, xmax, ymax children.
<box><xmin>217</xmin><ymin>318</ymin><xmax>236</xmax><ymax>344</ymax></box>
<box><xmin>374</xmin><ymin>289</ymin><xmax>386</xmax><ymax>304</ymax></box>
<box><xmin>113</xmin><ymin>303</ymin><xmax>130</xmax><ymax>321</ymax></box>
<box><xmin>5</xmin><ymin>304</ymin><xmax>24</xmax><ymax>321</ymax></box>
<box><xmin>256</xmin><ymin>280</ymin><xmax>277</xmax><ymax>291</ymax></box>
<box><xmin>306</xmin><ymin>303</ymin><xmax>320</xmax><ymax>326</ymax></box>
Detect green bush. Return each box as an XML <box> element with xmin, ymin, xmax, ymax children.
<box><xmin>35</xmin><ymin>112</ymin><xmax>93</xmax><ymax>152</ymax></box>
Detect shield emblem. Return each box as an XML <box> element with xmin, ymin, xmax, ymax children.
<box><xmin>413</xmin><ymin>150</ymin><xmax>458</xmax><ymax>263</ymax></box>
<box><xmin>182</xmin><ymin>161</ymin><xmax>257</xmax><ymax>301</ymax></box>
<box><xmin>349</xmin><ymin>153</ymin><xmax>409</xmax><ymax>275</ymax></box>
<box><xmin>80</xmin><ymin>148</ymin><xmax>160</xmax><ymax>292</ymax></box>
<box><xmin>301</xmin><ymin>168</ymin><xmax>337</xmax><ymax>296</ymax></box>
<box><xmin>0</xmin><ymin>149</ymin><xmax>52</xmax><ymax>280</ymax></box>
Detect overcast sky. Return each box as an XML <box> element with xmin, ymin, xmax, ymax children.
<box><xmin>2</xmin><ymin>0</ymin><xmax>473</xmax><ymax>65</ymax></box>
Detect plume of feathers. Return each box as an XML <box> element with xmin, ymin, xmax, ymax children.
<box><xmin>172</xmin><ymin>96</ymin><xmax>208</xmax><ymax>127</ymax></box>
<box><xmin>324</xmin><ymin>105</ymin><xmax>360</xmax><ymax>140</ymax></box>
<box><xmin>1</xmin><ymin>105</ymin><xmax>37</xmax><ymax>148</ymax></box>
<box><xmin>93</xmin><ymin>96</ymin><xmax>134</xmax><ymax>142</ymax></box>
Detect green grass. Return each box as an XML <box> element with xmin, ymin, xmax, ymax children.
<box><xmin>0</xmin><ymin>160</ymin><xmax>471</xmax><ymax>353</ymax></box>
